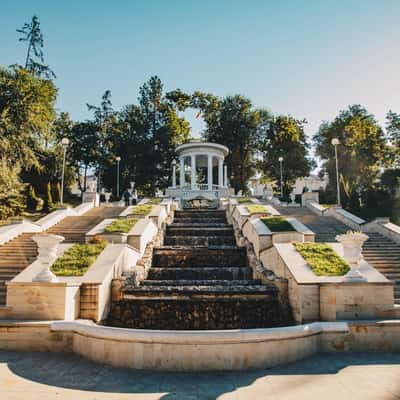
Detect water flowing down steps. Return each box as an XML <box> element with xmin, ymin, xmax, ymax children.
<box><xmin>109</xmin><ymin>209</ymin><xmax>288</xmax><ymax>330</ymax></box>
<box><xmin>278</xmin><ymin>206</ymin><xmax>400</xmax><ymax>304</ymax></box>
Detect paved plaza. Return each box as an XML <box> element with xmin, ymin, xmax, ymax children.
<box><xmin>0</xmin><ymin>351</ymin><xmax>399</xmax><ymax>399</ymax></box>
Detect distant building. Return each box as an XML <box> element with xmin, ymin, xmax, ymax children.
<box><xmin>293</xmin><ymin>173</ymin><xmax>329</xmax><ymax>194</ymax></box>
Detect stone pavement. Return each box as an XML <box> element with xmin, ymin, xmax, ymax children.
<box><xmin>0</xmin><ymin>351</ymin><xmax>399</xmax><ymax>399</ymax></box>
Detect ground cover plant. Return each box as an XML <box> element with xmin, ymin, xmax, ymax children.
<box><xmin>51</xmin><ymin>238</ymin><xmax>107</xmax><ymax>276</ymax></box>
<box><xmin>246</xmin><ymin>204</ymin><xmax>268</xmax><ymax>214</ymax></box>
<box><xmin>104</xmin><ymin>217</ymin><xmax>138</xmax><ymax>233</ymax></box>
<box><xmin>294</xmin><ymin>242</ymin><xmax>350</xmax><ymax>276</ymax></box>
<box><xmin>260</xmin><ymin>216</ymin><xmax>295</xmax><ymax>232</ymax></box>
<box><xmin>236</xmin><ymin>197</ymin><xmax>253</xmax><ymax>204</ymax></box>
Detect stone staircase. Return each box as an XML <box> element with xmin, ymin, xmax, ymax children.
<box><xmin>0</xmin><ymin>205</ymin><xmax>125</xmax><ymax>305</ymax></box>
<box><xmin>47</xmin><ymin>206</ymin><xmax>125</xmax><ymax>243</ymax></box>
<box><xmin>0</xmin><ymin>233</ymin><xmax>38</xmax><ymax>305</ymax></box>
<box><xmin>278</xmin><ymin>206</ymin><xmax>400</xmax><ymax>304</ymax></box>
<box><xmin>362</xmin><ymin>232</ymin><xmax>400</xmax><ymax>304</ymax></box>
<box><xmin>109</xmin><ymin>209</ymin><xmax>287</xmax><ymax>330</ymax></box>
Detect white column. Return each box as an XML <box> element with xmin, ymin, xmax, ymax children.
<box><xmin>179</xmin><ymin>157</ymin><xmax>185</xmax><ymax>188</ymax></box>
<box><xmin>191</xmin><ymin>154</ymin><xmax>196</xmax><ymax>190</ymax></box>
<box><xmin>207</xmin><ymin>154</ymin><xmax>213</xmax><ymax>191</ymax></box>
<box><xmin>224</xmin><ymin>165</ymin><xmax>228</xmax><ymax>187</ymax></box>
<box><xmin>172</xmin><ymin>164</ymin><xmax>176</xmax><ymax>188</ymax></box>
<box><xmin>218</xmin><ymin>158</ymin><xmax>223</xmax><ymax>187</ymax></box>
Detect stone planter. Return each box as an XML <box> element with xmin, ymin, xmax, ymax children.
<box><xmin>336</xmin><ymin>231</ymin><xmax>369</xmax><ymax>281</ymax></box>
<box><xmin>32</xmin><ymin>233</ymin><xmax>65</xmax><ymax>282</ymax></box>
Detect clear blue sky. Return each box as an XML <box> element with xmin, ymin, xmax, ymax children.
<box><xmin>2</xmin><ymin>0</ymin><xmax>399</xmax><ymax>136</ymax></box>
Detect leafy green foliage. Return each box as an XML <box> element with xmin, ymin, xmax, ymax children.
<box><xmin>0</xmin><ymin>158</ymin><xmax>26</xmax><ymax>220</ymax></box>
<box><xmin>294</xmin><ymin>243</ymin><xmax>350</xmax><ymax>276</ymax></box>
<box><xmin>43</xmin><ymin>182</ymin><xmax>54</xmax><ymax>212</ymax></box>
<box><xmin>51</xmin><ymin>240</ymin><xmax>107</xmax><ymax>276</ymax></box>
<box><xmin>104</xmin><ymin>217</ymin><xmax>138</xmax><ymax>234</ymax></box>
<box><xmin>260</xmin><ymin>217</ymin><xmax>295</xmax><ymax>232</ymax></box>
<box><xmin>200</xmin><ymin>94</ymin><xmax>259</xmax><ymax>192</ymax></box>
<box><xmin>26</xmin><ymin>185</ymin><xmax>40</xmax><ymax>211</ymax></box>
<box><xmin>0</xmin><ymin>66</ymin><xmax>57</xmax><ymax>170</ymax></box>
<box><xmin>258</xmin><ymin>114</ymin><xmax>314</xmax><ymax>197</ymax></box>
<box><xmin>314</xmin><ymin>105</ymin><xmax>389</xmax><ymax>211</ymax></box>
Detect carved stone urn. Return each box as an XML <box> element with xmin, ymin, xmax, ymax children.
<box><xmin>32</xmin><ymin>234</ymin><xmax>65</xmax><ymax>282</ymax></box>
<box><xmin>336</xmin><ymin>231</ymin><xmax>369</xmax><ymax>281</ymax></box>
<box><xmin>105</xmin><ymin>192</ymin><xmax>111</xmax><ymax>203</ymax></box>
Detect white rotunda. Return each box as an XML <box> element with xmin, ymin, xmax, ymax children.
<box><xmin>166</xmin><ymin>141</ymin><xmax>234</xmax><ymax>199</ymax></box>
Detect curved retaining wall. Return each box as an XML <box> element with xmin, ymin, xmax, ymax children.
<box><xmin>1</xmin><ymin>320</ymin><xmax>400</xmax><ymax>371</ymax></box>
<box><xmin>52</xmin><ymin>321</ymin><xmax>348</xmax><ymax>371</ymax></box>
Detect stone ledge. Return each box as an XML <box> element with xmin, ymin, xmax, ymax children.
<box><xmin>51</xmin><ymin>320</ymin><xmax>349</xmax><ymax>345</ymax></box>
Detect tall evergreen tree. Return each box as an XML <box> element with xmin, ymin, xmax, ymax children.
<box><xmin>17</xmin><ymin>15</ymin><xmax>56</xmax><ymax>79</ymax></box>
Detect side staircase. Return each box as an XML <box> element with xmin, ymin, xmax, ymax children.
<box><xmin>47</xmin><ymin>206</ymin><xmax>125</xmax><ymax>243</ymax></box>
<box><xmin>0</xmin><ymin>233</ymin><xmax>38</xmax><ymax>305</ymax></box>
<box><xmin>278</xmin><ymin>205</ymin><xmax>400</xmax><ymax>305</ymax></box>
<box><xmin>109</xmin><ymin>209</ymin><xmax>288</xmax><ymax>330</ymax></box>
<box><xmin>0</xmin><ymin>205</ymin><xmax>125</xmax><ymax>305</ymax></box>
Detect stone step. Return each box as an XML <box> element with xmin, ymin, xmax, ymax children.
<box><xmin>166</xmin><ymin>226</ymin><xmax>234</xmax><ymax>236</ymax></box>
<box><xmin>173</xmin><ymin>218</ymin><xmax>227</xmax><ymax>224</ymax></box>
<box><xmin>164</xmin><ymin>236</ymin><xmax>236</xmax><ymax>246</ymax></box>
<box><xmin>147</xmin><ymin>267</ymin><xmax>253</xmax><ymax>281</ymax></box>
<box><xmin>169</xmin><ymin>222</ymin><xmax>230</xmax><ymax>228</ymax></box>
<box><xmin>152</xmin><ymin>246</ymin><xmax>247</xmax><ymax>268</ymax></box>
<box><xmin>142</xmin><ymin>279</ymin><xmax>261</xmax><ymax>286</ymax></box>
<box><xmin>174</xmin><ymin>210</ymin><xmax>226</xmax><ymax>218</ymax></box>
<box><xmin>122</xmin><ymin>284</ymin><xmax>277</xmax><ymax>298</ymax></box>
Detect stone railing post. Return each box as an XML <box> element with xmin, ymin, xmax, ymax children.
<box><xmin>32</xmin><ymin>233</ymin><xmax>65</xmax><ymax>282</ymax></box>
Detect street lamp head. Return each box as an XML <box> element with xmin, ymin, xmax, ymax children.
<box><xmin>172</xmin><ymin>159</ymin><xmax>177</xmax><ymax>166</ymax></box>
<box><xmin>116</xmin><ymin>156</ymin><xmax>121</xmax><ymax>162</ymax></box>
<box><xmin>61</xmin><ymin>137</ymin><xmax>70</xmax><ymax>146</ymax></box>
<box><xmin>331</xmin><ymin>138</ymin><xmax>340</xmax><ymax>146</ymax></box>
<box><xmin>278</xmin><ymin>156</ymin><xmax>283</xmax><ymax>162</ymax></box>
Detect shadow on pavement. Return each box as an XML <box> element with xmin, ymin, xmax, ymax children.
<box><xmin>1</xmin><ymin>351</ymin><xmax>400</xmax><ymax>399</ymax></box>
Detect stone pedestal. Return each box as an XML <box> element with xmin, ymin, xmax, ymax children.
<box><xmin>336</xmin><ymin>231</ymin><xmax>369</xmax><ymax>282</ymax></box>
<box><xmin>32</xmin><ymin>234</ymin><xmax>65</xmax><ymax>283</ymax></box>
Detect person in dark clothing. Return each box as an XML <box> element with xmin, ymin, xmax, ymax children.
<box><xmin>123</xmin><ymin>189</ymin><xmax>131</xmax><ymax>206</ymax></box>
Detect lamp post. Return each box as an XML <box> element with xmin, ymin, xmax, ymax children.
<box><xmin>331</xmin><ymin>138</ymin><xmax>341</xmax><ymax>206</ymax></box>
<box><xmin>116</xmin><ymin>156</ymin><xmax>121</xmax><ymax>199</ymax></box>
<box><xmin>60</xmin><ymin>137</ymin><xmax>70</xmax><ymax>206</ymax></box>
<box><xmin>278</xmin><ymin>156</ymin><xmax>283</xmax><ymax>198</ymax></box>
<box><xmin>172</xmin><ymin>159</ymin><xmax>177</xmax><ymax>188</ymax></box>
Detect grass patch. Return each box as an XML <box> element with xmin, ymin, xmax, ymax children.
<box><xmin>51</xmin><ymin>239</ymin><xmax>107</xmax><ymax>276</ymax></box>
<box><xmin>261</xmin><ymin>216</ymin><xmax>295</xmax><ymax>232</ymax></box>
<box><xmin>104</xmin><ymin>217</ymin><xmax>138</xmax><ymax>233</ymax></box>
<box><xmin>131</xmin><ymin>204</ymin><xmax>154</xmax><ymax>216</ymax></box>
<box><xmin>294</xmin><ymin>242</ymin><xmax>350</xmax><ymax>276</ymax></box>
<box><xmin>246</xmin><ymin>204</ymin><xmax>268</xmax><ymax>214</ymax></box>
<box><xmin>236</xmin><ymin>197</ymin><xmax>253</xmax><ymax>204</ymax></box>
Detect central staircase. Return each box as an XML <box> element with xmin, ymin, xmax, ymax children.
<box><xmin>109</xmin><ymin>209</ymin><xmax>287</xmax><ymax>330</ymax></box>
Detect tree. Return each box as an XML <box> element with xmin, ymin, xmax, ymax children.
<box><xmin>17</xmin><ymin>15</ymin><xmax>56</xmax><ymax>79</ymax></box>
<box><xmin>314</xmin><ymin>105</ymin><xmax>389</xmax><ymax>209</ymax></box>
<box><xmin>87</xmin><ymin>90</ymin><xmax>117</xmax><ymax>191</ymax></box>
<box><xmin>0</xmin><ymin>158</ymin><xmax>26</xmax><ymax>219</ymax></box>
<box><xmin>258</xmin><ymin>114</ymin><xmax>314</xmax><ymax>197</ymax></box>
<box><xmin>100</xmin><ymin>76</ymin><xmax>190</xmax><ymax>195</ymax></box>
<box><xmin>0</xmin><ymin>65</ymin><xmax>57</xmax><ymax>169</ymax></box>
<box><xmin>200</xmin><ymin>94</ymin><xmax>259</xmax><ymax>192</ymax></box>
<box><xmin>386</xmin><ymin>110</ymin><xmax>400</xmax><ymax>164</ymax></box>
